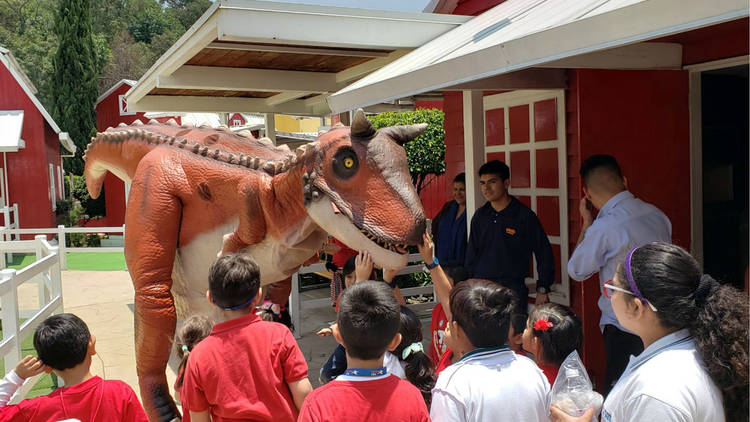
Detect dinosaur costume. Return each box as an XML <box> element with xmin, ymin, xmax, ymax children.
<box><xmin>83</xmin><ymin>110</ymin><xmax>427</xmax><ymax>421</ymax></box>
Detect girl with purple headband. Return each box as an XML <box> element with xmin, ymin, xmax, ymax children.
<box><xmin>551</xmin><ymin>242</ymin><xmax>748</xmax><ymax>422</ymax></box>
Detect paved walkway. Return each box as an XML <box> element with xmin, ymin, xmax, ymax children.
<box><xmin>17</xmin><ymin>270</ymin><xmax>432</xmax><ymax>400</ymax></box>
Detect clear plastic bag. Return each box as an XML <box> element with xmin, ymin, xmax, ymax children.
<box><xmin>550</xmin><ymin>351</ymin><xmax>603</xmax><ymax>422</ymax></box>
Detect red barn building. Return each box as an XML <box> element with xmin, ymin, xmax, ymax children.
<box><xmin>0</xmin><ymin>47</ymin><xmax>76</xmax><ymax>230</ymax></box>
<box><xmin>330</xmin><ymin>0</ymin><xmax>749</xmax><ymax>389</ymax></box>
<box><xmin>95</xmin><ymin>80</ymin><xmax>180</xmax><ymax>226</ymax></box>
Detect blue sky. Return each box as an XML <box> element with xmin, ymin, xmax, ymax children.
<box><xmin>256</xmin><ymin>0</ymin><xmax>433</xmax><ymax>12</ymax></box>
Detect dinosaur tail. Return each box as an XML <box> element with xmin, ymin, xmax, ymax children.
<box><xmin>83</xmin><ymin>123</ymin><xmax>165</xmax><ymax>199</ymax></box>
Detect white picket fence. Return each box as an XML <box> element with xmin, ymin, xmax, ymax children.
<box><xmin>0</xmin><ymin>235</ymin><xmax>64</xmax><ymax>403</ymax></box>
<box><xmin>0</xmin><ymin>225</ymin><xmax>125</xmax><ymax>270</ymax></box>
<box><xmin>289</xmin><ymin>253</ymin><xmax>435</xmax><ymax>338</ymax></box>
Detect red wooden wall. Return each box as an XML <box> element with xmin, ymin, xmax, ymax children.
<box><xmin>0</xmin><ymin>63</ymin><xmax>60</xmax><ymax>229</ymax></box>
<box><xmin>95</xmin><ymin>82</ymin><xmax>180</xmax><ymax>226</ymax></box>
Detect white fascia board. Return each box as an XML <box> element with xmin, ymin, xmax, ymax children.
<box><xmin>216</xmin><ymin>1</ymin><xmax>469</xmax><ymax>49</ymax></box>
<box><xmin>125</xmin><ymin>11</ymin><xmax>220</xmax><ymax>104</ymax></box>
<box><xmin>129</xmin><ymin>95</ymin><xmax>325</xmax><ymax>116</ymax></box>
<box><xmin>327</xmin><ymin>0</ymin><xmax>749</xmax><ymax>113</ymax></box>
<box><xmin>96</xmin><ymin>80</ymin><xmax>136</xmax><ymax>105</ymax></box>
<box><xmin>0</xmin><ymin>53</ymin><xmax>62</xmax><ymax>134</ymax></box>
<box><xmin>156</xmin><ymin>66</ymin><xmax>341</xmax><ymax>93</ymax></box>
<box><xmin>265</xmin><ymin>92</ymin><xmax>310</xmax><ymax>106</ymax></box>
<box><xmin>335</xmin><ymin>50</ymin><xmax>411</xmax><ymax>84</ymax></box>
<box><xmin>58</xmin><ymin>132</ymin><xmax>76</xmax><ymax>154</ymax></box>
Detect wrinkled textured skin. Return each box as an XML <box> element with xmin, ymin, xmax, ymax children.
<box><xmin>83</xmin><ymin>111</ymin><xmax>426</xmax><ymax>421</ymax></box>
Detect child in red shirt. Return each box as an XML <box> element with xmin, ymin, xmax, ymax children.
<box><xmin>0</xmin><ymin>313</ymin><xmax>148</xmax><ymax>422</ymax></box>
<box><xmin>173</xmin><ymin>314</ymin><xmax>213</xmax><ymax>422</ymax></box>
<box><xmin>299</xmin><ymin>281</ymin><xmax>430</xmax><ymax>422</ymax></box>
<box><xmin>181</xmin><ymin>253</ymin><xmax>312</xmax><ymax>422</ymax></box>
<box><xmin>522</xmin><ymin>303</ymin><xmax>583</xmax><ymax>385</ymax></box>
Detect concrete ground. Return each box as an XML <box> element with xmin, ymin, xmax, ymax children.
<box><xmin>16</xmin><ymin>270</ymin><xmax>433</xmax><ymax>401</ymax></box>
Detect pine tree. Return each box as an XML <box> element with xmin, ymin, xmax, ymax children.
<box><xmin>51</xmin><ymin>0</ymin><xmax>98</xmax><ymax>175</ymax></box>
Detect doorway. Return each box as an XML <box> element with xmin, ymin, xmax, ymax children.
<box><xmin>700</xmin><ymin>64</ymin><xmax>749</xmax><ymax>288</ymax></box>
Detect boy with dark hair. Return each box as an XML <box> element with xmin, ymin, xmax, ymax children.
<box><xmin>568</xmin><ymin>153</ymin><xmax>671</xmax><ymax>395</ymax></box>
<box><xmin>431</xmin><ymin>280</ymin><xmax>549</xmax><ymax>422</ymax></box>
<box><xmin>465</xmin><ymin>159</ymin><xmax>555</xmax><ymax>310</ymax></box>
<box><xmin>299</xmin><ymin>281</ymin><xmax>430</xmax><ymax>422</ymax></box>
<box><xmin>182</xmin><ymin>253</ymin><xmax>312</xmax><ymax>422</ymax></box>
<box><xmin>0</xmin><ymin>313</ymin><xmax>148</xmax><ymax>421</ymax></box>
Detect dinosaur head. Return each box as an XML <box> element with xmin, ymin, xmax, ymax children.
<box><xmin>303</xmin><ymin>110</ymin><xmax>427</xmax><ymax>269</ymax></box>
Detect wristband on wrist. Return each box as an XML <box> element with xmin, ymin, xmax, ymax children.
<box><xmin>426</xmin><ymin>257</ymin><xmax>439</xmax><ymax>270</ymax></box>
<box><xmin>386</xmin><ymin>278</ymin><xmax>398</xmax><ymax>289</ymax></box>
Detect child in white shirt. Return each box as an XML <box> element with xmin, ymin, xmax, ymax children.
<box><xmin>0</xmin><ymin>355</ymin><xmax>47</xmax><ymax>405</ymax></box>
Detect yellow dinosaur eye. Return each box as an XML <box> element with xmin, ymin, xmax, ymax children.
<box><xmin>344</xmin><ymin>157</ymin><xmax>354</xmax><ymax>168</ymax></box>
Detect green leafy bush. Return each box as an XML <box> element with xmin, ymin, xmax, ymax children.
<box><xmin>368</xmin><ymin>109</ymin><xmax>446</xmax><ymax>194</ymax></box>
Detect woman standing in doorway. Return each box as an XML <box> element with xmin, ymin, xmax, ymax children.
<box><xmin>428</xmin><ymin>173</ymin><xmax>468</xmax><ymax>364</ymax></box>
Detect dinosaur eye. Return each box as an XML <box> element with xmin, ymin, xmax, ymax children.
<box><xmin>332</xmin><ymin>147</ymin><xmax>358</xmax><ymax>180</ymax></box>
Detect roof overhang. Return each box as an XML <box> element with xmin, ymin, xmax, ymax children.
<box><xmin>0</xmin><ymin>110</ymin><xmax>25</xmax><ymax>152</ymax></box>
<box><xmin>328</xmin><ymin>0</ymin><xmax>749</xmax><ymax>113</ymax></box>
<box><xmin>96</xmin><ymin>79</ymin><xmax>137</xmax><ymax>105</ymax></box>
<box><xmin>124</xmin><ymin>0</ymin><xmax>469</xmax><ymax>116</ymax></box>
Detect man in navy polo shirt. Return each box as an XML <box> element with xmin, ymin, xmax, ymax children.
<box><xmin>465</xmin><ymin>160</ymin><xmax>554</xmax><ymax>311</ymax></box>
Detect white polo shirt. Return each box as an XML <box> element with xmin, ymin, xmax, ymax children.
<box><xmin>602</xmin><ymin>329</ymin><xmax>724</xmax><ymax>422</ymax></box>
<box><xmin>430</xmin><ymin>347</ymin><xmax>550</xmax><ymax>422</ymax></box>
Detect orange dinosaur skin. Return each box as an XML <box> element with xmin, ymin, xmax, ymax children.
<box><xmin>83</xmin><ymin>112</ymin><xmax>426</xmax><ymax>421</ymax></box>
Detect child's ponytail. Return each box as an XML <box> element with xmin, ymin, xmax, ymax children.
<box><xmin>394</xmin><ymin>306</ymin><xmax>436</xmax><ymax>406</ymax></box>
<box><xmin>174</xmin><ymin>315</ymin><xmax>214</xmax><ymax>389</ymax></box>
<box><xmin>620</xmin><ymin>243</ymin><xmax>749</xmax><ymax>421</ymax></box>
<box><xmin>692</xmin><ymin>280</ymin><xmax>749</xmax><ymax>421</ymax></box>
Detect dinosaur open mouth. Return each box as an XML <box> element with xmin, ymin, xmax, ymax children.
<box><xmin>356</xmin><ymin>227</ymin><xmax>409</xmax><ymax>255</ymax></box>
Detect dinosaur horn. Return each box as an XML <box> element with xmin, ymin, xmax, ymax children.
<box><xmin>378</xmin><ymin>123</ymin><xmax>428</xmax><ymax>146</ymax></box>
<box><xmin>350</xmin><ymin>109</ymin><xmax>375</xmax><ymax>138</ymax></box>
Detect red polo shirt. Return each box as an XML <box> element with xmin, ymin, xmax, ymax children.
<box><xmin>182</xmin><ymin>313</ymin><xmax>308</xmax><ymax>421</ymax></box>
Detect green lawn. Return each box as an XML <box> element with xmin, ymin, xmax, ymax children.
<box><xmin>7</xmin><ymin>252</ymin><xmax>126</xmax><ymax>271</ymax></box>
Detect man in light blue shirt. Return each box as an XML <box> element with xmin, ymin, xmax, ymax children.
<box><xmin>568</xmin><ymin>154</ymin><xmax>671</xmax><ymax>395</ymax></box>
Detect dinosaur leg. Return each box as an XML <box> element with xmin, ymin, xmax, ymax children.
<box><xmin>125</xmin><ymin>172</ymin><xmax>182</xmax><ymax>422</ymax></box>
<box><xmin>220</xmin><ymin>179</ymin><xmax>266</xmax><ymax>256</ymax></box>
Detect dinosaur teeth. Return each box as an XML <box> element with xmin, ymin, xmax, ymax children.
<box><xmin>250</xmin><ymin>158</ymin><xmax>260</xmax><ymax>169</ymax></box>
<box><xmin>200</xmin><ymin>146</ymin><xmax>209</xmax><ymax>156</ymax></box>
<box><xmin>192</xmin><ymin>144</ymin><xmax>200</xmax><ymax>153</ymax></box>
<box><xmin>311</xmin><ymin>191</ymin><xmax>319</xmax><ymax>200</ymax></box>
<box><xmin>212</xmin><ymin>149</ymin><xmax>220</xmax><ymax>159</ymax></box>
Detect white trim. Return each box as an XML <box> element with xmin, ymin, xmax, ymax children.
<box><xmin>156</xmin><ymin>66</ymin><xmax>341</xmax><ymax>93</ymax></box>
<box><xmin>0</xmin><ymin>50</ymin><xmax>63</xmax><ymax>135</ymax></box>
<box><xmin>685</xmin><ymin>56</ymin><xmax>749</xmax><ymax>268</ymax></box>
<box><xmin>118</xmin><ymin>95</ymin><xmax>136</xmax><ymax>116</ymax></box>
<box><xmin>482</xmin><ymin>89</ymin><xmax>569</xmax><ymax>305</ymax></box>
<box><xmin>96</xmin><ymin>79</ymin><xmax>136</xmax><ymax>105</ymax></box>
<box><xmin>328</xmin><ymin>0</ymin><xmax>749</xmax><ymax>113</ymax></box>
<box><xmin>683</xmin><ymin>55</ymin><xmax>749</xmax><ymax>72</ymax></box>
<box><xmin>128</xmin><ymin>96</ymin><xmax>318</xmax><ymax>115</ymax></box>
<box><xmin>463</xmin><ymin>91</ymin><xmax>485</xmax><ymax>231</ymax></box>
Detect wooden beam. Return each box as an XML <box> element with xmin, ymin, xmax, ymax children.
<box><xmin>264</xmin><ymin>113</ymin><xmax>276</xmax><ymax>144</ymax></box>
<box><xmin>304</xmin><ymin>94</ymin><xmax>329</xmax><ymax>107</ymax></box>
<box><xmin>539</xmin><ymin>43</ymin><xmax>682</xmax><ymax>70</ymax></box>
<box><xmin>335</xmin><ymin>50</ymin><xmax>410</xmax><ymax>84</ymax></box>
<box><xmin>206</xmin><ymin>42</ymin><xmax>389</xmax><ymax>58</ymax></box>
<box><xmin>156</xmin><ymin>65</ymin><xmax>340</xmax><ymax>93</ymax></box>
<box><xmin>445</xmin><ymin>68</ymin><xmax>567</xmax><ymax>91</ymax></box>
<box><xmin>128</xmin><ymin>95</ymin><xmax>318</xmax><ymax>115</ymax></box>
<box><xmin>265</xmin><ymin>91</ymin><xmax>310</xmax><ymax>106</ymax></box>
<box><xmin>362</xmin><ymin>103</ymin><xmax>415</xmax><ymax>114</ymax></box>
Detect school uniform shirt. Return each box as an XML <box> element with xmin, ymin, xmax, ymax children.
<box><xmin>602</xmin><ymin>329</ymin><xmax>724</xmax><ymax>422</ymax></box>
<box><xmin>431</xmin><ymin>346</ymin><xmax>550</xmax><ymax>422</ymax></box>
<box><xmin>383</xmin><ymin>352</ymin><xmax>407</xmax><ymax>379</ymax></box>
<box><xmin>298</xmin><ymin>373</ymin><xmax>430</xmax><ymax>422</ymax></box>
<box><xmin>181</xmin><ymin>312</ymin><xmax>309</xmax><ymax>422</ymax></box>
<box><xmin>568</xmin><ymin>191</ymin><xmax>671</xmax><ymax>331</ymax></box>
<box><xmin>0</xmin><ymin>376</ymin><xmax>148</xmax><ymax>422</ymax></box>
<box><xmin>465</xmin><ymin>198</ymin><xmax>554</xmax><ymax>290</ymax></box>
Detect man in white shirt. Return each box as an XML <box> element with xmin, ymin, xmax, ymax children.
<box><xmin>568</xmin><ymin>154</ymin><xmax>671</xmax><ymax>395</ymax></box>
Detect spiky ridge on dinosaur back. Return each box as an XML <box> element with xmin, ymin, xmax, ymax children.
<box><xmin>84</xmin><ymin>119</ymin><xmax>316</xmax><ymax>181</ymax></box>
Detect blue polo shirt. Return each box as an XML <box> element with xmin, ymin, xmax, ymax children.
<box><xmin>465</xmin><ymin>197</ymin><xmax>555</xmax><ymax>290</ymax></box>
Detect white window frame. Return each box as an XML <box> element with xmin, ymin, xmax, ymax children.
<box><xmin>483</xmin><ymin>89</ymin><xmax>569</xmax><ymax>305</ymax></box>
<box><xmin>48</xmin><ymin>163</ymin><xmax>56</xmax><ymax>211</ymax></box>
<box><xmin>119</xmin><ymin>94</ymin><xmax>136</xmax><ymax>116</ymax></box>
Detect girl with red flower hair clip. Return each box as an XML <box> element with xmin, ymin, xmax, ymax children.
<box><xmin>522</xmin><ymin>303</ymin><xmax>583</xmax><ymax>385</ymax></box>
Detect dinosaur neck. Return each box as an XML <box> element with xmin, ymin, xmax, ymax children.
<box><xmin>272</xmin><ymin>163</ymin><xmax>309</xmax><ymax>218</ymax></box>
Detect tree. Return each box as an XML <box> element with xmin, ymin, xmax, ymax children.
<box><xmin>368</xmin><ymin>108</ymin><xmax>446</xmax><ymax>194</ymax></box>
<box><xmin>51</xmin><ymin>0</ymin><xmax>98</xmax><ymax>175</ymax></box>
<box><xmin>161</xmin><ymin>0</ymin><xmax>212</xmax><ymax>29</ymax></box>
